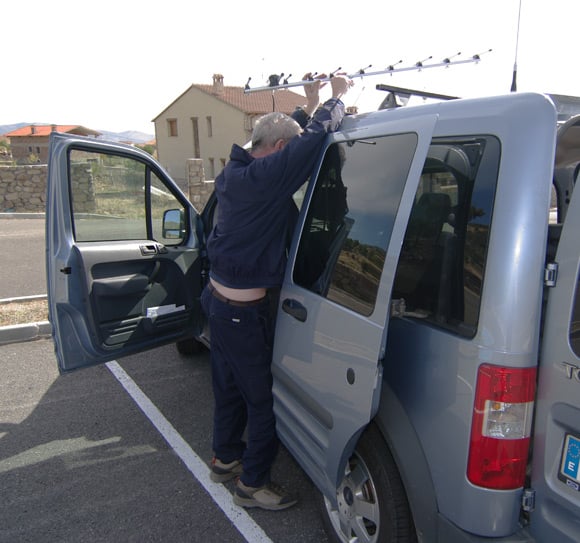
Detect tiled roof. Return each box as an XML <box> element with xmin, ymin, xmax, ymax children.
<box><xmin>5</xmin><ymin>125</ymin><xmax>100</xmax><ymax>137</ymax></box>
<box><xmin>192</xmin><ymin>84</ymin><xmax>307</xmax><ymax>115</ymax></box>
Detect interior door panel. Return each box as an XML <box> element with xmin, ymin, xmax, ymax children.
<box><xmin>78</xmin><ymin>243</ymin><xmax>200</xmax><ymax>346</ymax></box>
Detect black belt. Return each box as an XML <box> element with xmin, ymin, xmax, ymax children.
<box><xmin>208</xmin><ymin>283</ymin><xmax>267</xmax><ymax>307</ymax></box>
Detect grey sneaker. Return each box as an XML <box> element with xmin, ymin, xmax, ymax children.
<box><xmin>210</xmin><ymin>457</ymin><xmax>243</xmax><ymax>483</ymax></box>
<box><xmin>233</xmin><ymin>479</ymin><xmax>298</xmax><ymax>511</ymax></box>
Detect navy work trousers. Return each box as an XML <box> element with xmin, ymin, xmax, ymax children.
<box><xmin>201</xmin><ymin>285</ymin><xmax>278</xmax><ymax>487</ymax></box>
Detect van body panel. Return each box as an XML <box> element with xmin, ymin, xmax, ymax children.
<box><xmin>529</xmin><ymin>134</ymin><xmax>580</xmax><ymax>541</ymax></box>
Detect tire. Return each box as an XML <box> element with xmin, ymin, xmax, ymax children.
<box><xmin>320</xmin><ymin>422</ymin><xmax>417</xmax><ymax>543</ymax></box>
<box><xmin>175</xmin><ymin>338</ymin><xmax>204</xmax><ymax>356</ymax></box>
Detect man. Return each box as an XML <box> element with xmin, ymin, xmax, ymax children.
<box><xmin>201</xmin><ymin>73</ymin><xmax>352</xmax><ymax>511</ymax></box>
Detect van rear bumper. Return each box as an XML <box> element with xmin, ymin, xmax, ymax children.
<box><xmin>438</xmin><ymin>516</ymin><xmax>535</xmax><ymax>543</ymax></box>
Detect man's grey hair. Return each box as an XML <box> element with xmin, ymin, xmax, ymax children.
<box><xmin>251</xmin><ymin>112</ymin><xmax>302</xmax><ymax>150</ymax></box>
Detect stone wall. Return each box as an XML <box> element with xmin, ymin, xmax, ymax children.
<box><xmin>0</xmin><ymin>165</ymin><xmax>47</xmax><ymax>212</ymax></box>
<box><xmin>0</xmin><ymin>159</ymin><xmax>214</xmax><ymax>214</ymax></box>
<box><xmin>186</xmin><ymin>158</ymin><xmax>214</xmax><ymax>211</ymax></box>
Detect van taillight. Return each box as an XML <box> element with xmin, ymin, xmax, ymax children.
<box><xmin>467</xmin><ymin>364</ymin><xmax>537</xmax><ymax>490</ymax></box>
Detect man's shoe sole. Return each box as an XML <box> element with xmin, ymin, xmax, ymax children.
<box><xmin>210</xmin><ymin>470</ymin><xmax>239</xmax><ymax>483</ymax></box>
<box><xmin>233</xmin><ymin>493</ymin><xmax>297</xmax><ymax>511</ymax></box>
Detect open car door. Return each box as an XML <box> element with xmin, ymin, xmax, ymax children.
<box><xmin>46</xmin><ymin>133</ymin><xmax>204</xmax><ymax>373</ymax></box>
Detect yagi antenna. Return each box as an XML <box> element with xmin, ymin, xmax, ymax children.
<box><xmin>443</xmin><ymin>52</ymin><xmax>462</xmax><ymax>65</ymax></box>
<box><xmin>243</xmin><ymin>52</ymin><xmax>489</xmax><ymax>93</ymax></box>
<box><xmin>415</xmin><ymin>55</ymin><xmax>433</xmax><ymax>69</ymax></box>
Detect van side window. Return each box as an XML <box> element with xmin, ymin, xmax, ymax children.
<box><xmin>293</xmin><ymin>134</ymin><xmax>417</xmax><ymax>316</ymax></box>
<box><xmin>392</xmin><ymin>137</ymin><xmax>500</xmax><ymax>337</ymax></box>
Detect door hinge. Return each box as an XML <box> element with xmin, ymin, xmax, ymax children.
<box><xmin>521</xmin><ymin>488</ymin><xmax>535</xmax><ymax>512</ymax></box>
<box><xmin>544</xmin><ymin>262</ymin><xmax>558</xmax><ymax>287</ymax></box>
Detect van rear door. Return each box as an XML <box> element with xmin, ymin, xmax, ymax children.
<box><xmin>530</xmin><ymin>116</ymin><xmax>580</xmax><ymax>542</ymax></box>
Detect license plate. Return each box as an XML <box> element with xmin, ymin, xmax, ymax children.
<box><xmin>559</xmin><ymin>434</ymin><xmax>580</xmax><ymax>491</ymax></box>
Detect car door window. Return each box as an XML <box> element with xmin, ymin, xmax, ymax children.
<box><xmin>69</xmin><ymin>149</ymin><xmax>186</xmax><ymax>244</ymax></box>
<box><xmin>293</xmin><ymin>134</ymin><xmax>418</xmax><ymax>316</ymax></box>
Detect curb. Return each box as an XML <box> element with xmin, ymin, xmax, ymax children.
<box><xmin>0</xmin><ymin>295</ymin><xmax>51</xmax><ymax>345</ymax></box>
<box><xmin>0</xmin><ymin>321</ymin><xmax>52</xmax><ymax>345</ymax></box>
<box><xmin>0</xmin><ymin>212</ymin><xmax>45</xmax><ymax>219</ymax></box>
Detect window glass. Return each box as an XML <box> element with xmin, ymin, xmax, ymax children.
<box><xmin>294</xmin><ymin>134</ymin><xmax>418</xmax><ymax>315</ymax></box>
<box><xmin>151</xmin><ymin>171</ymin><xmax>186</xmax><ymax>244</ymax></box>
<box><xmin>69</xmin><ymin>149</ymin><xmax>186</xmax><ymax>244</ymax></box>
<box><xmin>571</xmin><ymin>273</ymin><xmax>580</xmax><ymax>357</ymax></box>
<box><xmin>392</xmin><ymin>137</ymin><xmax>500</xmax><ymax>336</ymax></box>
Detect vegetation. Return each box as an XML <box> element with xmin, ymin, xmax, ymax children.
<box><xmin>0</xmin><ymin>299</ymin><xmax>48</xmax><ymax>326</ymax></box>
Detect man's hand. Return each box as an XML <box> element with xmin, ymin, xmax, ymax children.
<box><xmin>302</xmin><ymin>72</ymin><xmax>327</xmax><ymax>116</ymax></box>
<box><xmin>330</xmin><ymin>73</ymin><xmax>353</xmax><ymax>101</ymax></box>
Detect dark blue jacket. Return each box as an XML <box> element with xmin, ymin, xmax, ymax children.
<box><xmin>207</xmin><ymin>99</ymin><xmax>344</xmax><ymax>289</ymax></box>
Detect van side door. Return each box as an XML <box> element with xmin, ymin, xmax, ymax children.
<box><xmin>272</xmin><ymin>114</ymin><xmax>437</xmax><ymax>500</ymax></box>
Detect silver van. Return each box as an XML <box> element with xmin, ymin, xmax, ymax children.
<box><xmin>46</xmin><ymin>91</ymin><xmax>580</xmax><ymax>542</ymax></box>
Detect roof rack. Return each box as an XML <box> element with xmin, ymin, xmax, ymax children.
<box><xmin>376</xmin><ymin>84</ymin><xmax>458</xmax><ymax>110</ymax></box>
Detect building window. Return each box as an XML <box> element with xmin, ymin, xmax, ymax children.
<box><xmin>208</xmin><ymin>158</ymin><xmax>215</xmax><ymax>180</ymax></box>
<box><xmin>191</xmin><ymin>117</ymin><xmax>200</xmax><ymax>158</ymax></box>
<box><xmin>28</xmin><ymin>146</ymin><xmax>33</xmax><ymax>153</ymax></box>
<box><xmin>206</xmin><ymin>116</ymin><xmax>213</xmax><ymax>137</ymax></box>
<box><xmin>167</xmin><ymin>119</ymin><xmax>178</xmax><ymax>137</ymax></box>
<box><xmin>36</xmin><ymin>146</ymin><xmax>40</xmax><ymax>154</ymax></box>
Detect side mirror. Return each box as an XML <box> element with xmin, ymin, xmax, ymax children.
<box><xmin>162</xmin><ymin>209</ymin><xmax>185</xmax><ymax>239</ymax></box>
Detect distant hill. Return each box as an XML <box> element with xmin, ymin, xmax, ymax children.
<box><xmin>0</xmin><ymin>122</ymin><xmax>28</xmax><ymax>135</ymax></box>
<box><xmin>0</xmin><ymin>123</ymin><xmax>154</xmax><ymax>144</ymax></box>
<box><xmin>97</xmin><ymin>130</ymin><xmax>155</xmax><ymax>144</ymax></box>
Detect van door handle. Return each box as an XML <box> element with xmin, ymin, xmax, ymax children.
<box><xmin>282</xmin><ymin>299</ymin><xmax>307</xmax><ymax>322</ymax></box>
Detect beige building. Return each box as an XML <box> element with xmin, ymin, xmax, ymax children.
<box><xmin>152</xmin><ymin>74</ymin><xmax>309</xmax><ymax>188</ymax></box>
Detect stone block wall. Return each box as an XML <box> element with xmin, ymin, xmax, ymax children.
<box><xmin>0</xmin><ymin>159</ymin><xmax>214</xmax><ymax>214</ymax></box>
<box><xmin>187</xmin><ymin>158</ymin><xmax>214</xmax><ymax>211</ymax></box>
<box><xmin>70</xmin><ymin>163</ymin><xmax>97</xmax><ymax>213</ymax></box>
<box><xmin>0</xmin><ymin>165</ymin><xmax>47</xmax><ymax>212</ymax></box>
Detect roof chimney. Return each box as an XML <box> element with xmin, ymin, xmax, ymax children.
<box><xmin>212</xmin><ymin>74</ymin><xmax>224</xmax><ymax>96</ymax></box>
<box><xmin>30</xmin><ymin>125</ymin><xmax>36</xmax><ymax>135</ymax></box>
<box><xmin>51</xmin><ymin>124</ymin><xmax>57</xmax><ymax>132</ymax></box>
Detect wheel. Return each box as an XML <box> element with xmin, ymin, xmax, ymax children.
<box><xmin>320</xmin><ymin>422</ymin><xmax>416</xmax><ymax>543</ymax></box>
<box><xmin>175</xmin><ymin>338</ymin><xmax>204</xmax><ymax>356</ymax></box>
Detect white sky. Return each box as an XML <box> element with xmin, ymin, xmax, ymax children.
<box><xmin>2</xmin><ymin>0</ymin><xmax>579</xmax><ymax>135</ymax></box>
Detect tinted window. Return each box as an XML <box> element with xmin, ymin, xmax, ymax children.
<box><xmin>571</xmin><ymin>272</ymin><xmax>580</xmax><ymax>356</ymax></box>
<box><xmin>392</xmin><ymin>137</ymin><xmax>500</xmax><ymax>336</ymax></box>
<box><xmin>294</xmin><ymin>134</ymin><xmax>418</xmax><ymax>315</ymax></box>
<box><xmin>68</xmin><ymin>149</ymin><xmax>187</xmax><ymax>244</ymax></box>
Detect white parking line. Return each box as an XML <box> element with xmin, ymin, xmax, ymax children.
<box><xmin>106</xmin><ymin>360</ymin><xmax>274</xmax><ymax>543</ymax></box>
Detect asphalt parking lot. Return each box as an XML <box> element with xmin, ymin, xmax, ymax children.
<box><xmin>0</xmin><ymin>339</ymin><xmax>330</xmax><ymax>543</ymax></box>
<box><xmin>0</xmin><ymin>215</ymin><xmax>330</xmax><ymax>542</ymax></box>
<box><xmin>0</xmin><ymin>216</ymin><xmax>46</xmax><ymax>298</ymax></box>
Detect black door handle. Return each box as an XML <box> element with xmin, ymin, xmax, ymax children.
<box><xmin>282</xmin><ymin>299</ymin><xmax>307</xmax><ymax>322</ymax></box>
